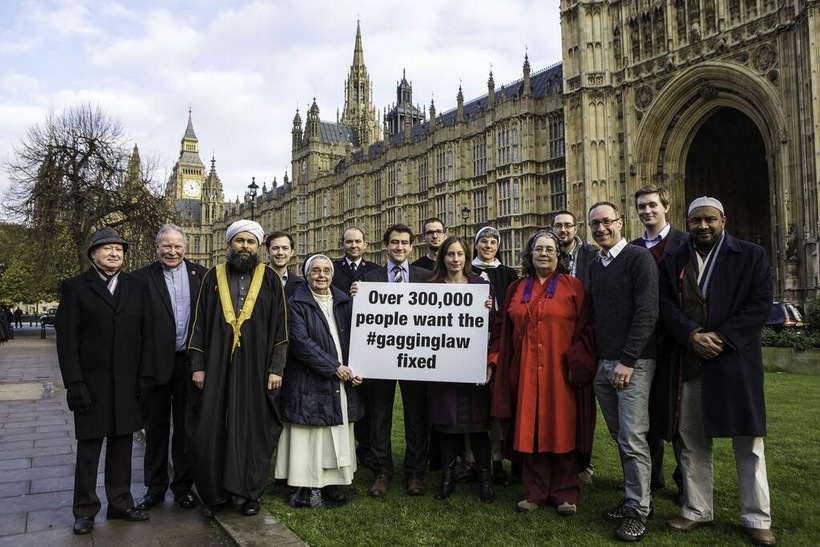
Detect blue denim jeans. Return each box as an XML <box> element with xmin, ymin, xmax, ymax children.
<box><xmin>593</xmin><ymin>358</ymin><xmax>655</xmax><ymax>517</ymax></box>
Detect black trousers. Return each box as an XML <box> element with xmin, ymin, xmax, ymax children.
<box><xmin>142</xmin><ymin>352</ymin><xmax>192</xmax><ymax>496</ymax></box>
<box><xmin>73</xmin><ymin>434</ymin><xmax>134</xmax><ymax>518</ymax></box>
<box><xmin>367</xmin><ymin>378</ymin><xmax>429</xmax><ymax>479</ymax></box>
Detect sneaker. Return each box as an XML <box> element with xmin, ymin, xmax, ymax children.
<box><xmin>603</xmin><ymin>500</ymin><xmax>654</xmax><ymax>521</ymax></box>
<box><xmin>616</xmin><ymin>512</ymin><xmax>647</xmax><ymax>542</ymax></box>
<box><xmin>556</xmin><ymin>502</ymin><xmax>577</xmax><ymax>516</ymax></box>
<box><xmin>579</xmin><ymin>465</ymin><xmax>594</xmax><ymax>485</ymax></box>
<box><xmin>515</xmin><ymin>499</ymin><xmax>539</xmax><ymax>513</ymax></box>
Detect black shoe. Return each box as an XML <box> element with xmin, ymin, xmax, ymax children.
<box><xmin>106</xmin><ymin>507</ymin><xmax>150</xmax><ymax>521</ymax></box>
<box><xmin>73</xmin><ymin>516</ymin><xmax>94</xmax><ymax>535</ymax></box>
<box><xmin>493</xmin><ymin>467</ymin><xmax>511</xmax><ymax>486</ymax></box>
<box><xmin>174</xmin><ymin>491</ymin><xmax>196</xmax><ymax>509</ymax></box>
<box><xmin>293</xmin><ymin>487</ymin><xmax>313</xmax><ymax>508</ymax></box>
<box><xmin>603</xmin><ymin>500</ymin><xmax>654</xmax><ymax>521</ymax></box>
<box><xmin>135</xmin><ymin>492</ymin><xmax>164</xmax><ymax>510</ymax></box>
<box><xmin>616</xmin><ymin>510</ymin><xmax>647</xmax><ymax>542</ymax></box>
<box><xmin>321</xmin><ymin>485</ymin><xmax>346</xmax><ymax>503</ymax></box>
<box><xmin>241</xmin><ymin>499</ymin><xmax>260</xmax><ymax>516</ymax></box>
<box><xmin>200</xmin><ymin>505</ymin><xmax>215</xmax><ymax>518</ymax></box>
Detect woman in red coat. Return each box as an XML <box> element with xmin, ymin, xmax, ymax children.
<box><xmin>489</xmin><ymin>230</ymin><xmax>596</xmax><ymax>515</ymax></box>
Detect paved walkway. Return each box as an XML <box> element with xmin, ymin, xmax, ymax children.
<box><xmin>0</xmin><ymin>326</ymin><xmax>305</xmax><ymax>547</ymax></box>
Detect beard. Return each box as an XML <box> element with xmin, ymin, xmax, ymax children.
<box><xmin>227</xmin><ymin>248</ymin><xmax>259</xmax><ymax>274</ymax></box>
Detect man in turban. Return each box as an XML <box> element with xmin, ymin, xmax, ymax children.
<box><xmin>187</xmin><ymin>219</ymin><xmax>289</xmax><ymax>516</ymax></box>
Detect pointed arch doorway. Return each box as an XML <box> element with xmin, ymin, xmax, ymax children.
<box><xmin>684</xmin><ymin>106</ymin><xmax>771</xmax><ymax>258</ymax></box>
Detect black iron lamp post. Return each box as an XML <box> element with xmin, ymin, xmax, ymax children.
<box><xmin>461</xmin><ymin>205</ymin><xmax>471</xmax><ymax>238</ymax></box>
<box><xmin>247</xmin><ymin>177</ymin><xmax>259</xmax><ymax>221</ymax></box>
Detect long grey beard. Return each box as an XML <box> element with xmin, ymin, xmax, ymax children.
<box><xmin>227</xmin><ymin>249</ymin><xmax>259</xmax><ymax>274</ymax></box>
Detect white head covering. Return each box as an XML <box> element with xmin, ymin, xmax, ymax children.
<box><xmin>687</xmin><ymin>196</ymin><xmax>725</xmax><ymax>215</ymax></box>
<box><xmin>474</xmin><ymin>226</ymin><xmax>500</xmax><ymax>244</ymax></box>
<box><xmin>226</xmin><ymin>219</ymin><xmax>264</xmax><ymax>244</ymax></box>
<box><xmin>303</xmin><ymin>254</ymin><xmax>335</xmax><ymax>278</ymax></box>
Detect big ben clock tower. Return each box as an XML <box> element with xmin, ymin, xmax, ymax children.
<box><xmin>166</xmin><ymin>108</ymin><xmax>205</xmax><ymax>203</ymax></box>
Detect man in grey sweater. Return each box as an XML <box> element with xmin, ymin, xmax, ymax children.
<box><xmin>587</xmin><ymin>201</ymin><xmax>658</xmax><ymax>543</ymax></box>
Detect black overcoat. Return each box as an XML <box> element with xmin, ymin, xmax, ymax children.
<box><xmin>132</xmin><ymin>259</ymin><xmax>206</xmax><ymax>385</ymax></box>
<box><xmin>281</xmin><ymin>283</ymin><xmax>362</xmax><ymax>426</ymax></box>
<box><xmin>658</xmin><ymin>233</ymin><xmax>772</xmax><ymax>438</ymax></box>
<box><xmin>55</xmin><ymin>268</ymin><xmax>146</xmax><ymax>439</ymax></box>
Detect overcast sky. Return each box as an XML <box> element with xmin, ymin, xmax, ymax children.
<box><xmin>0</xmin><ymin>0</ymin><xmax>562</xmax><ymax>212</ymax></box>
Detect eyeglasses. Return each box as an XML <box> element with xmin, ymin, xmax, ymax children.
<box><xmin>552</xmin><ymin>222</ymin><xmax>576</xmax><ymax>230</ymax></box>
<box><xmin>424</xmin><ymin>230</ymin><xmax>446</xmax><ymax>236</ymax></box>
<box><xmin>589</xmin><ymin>217</ymin><xmax>621</xmax><ymax>229</ymax></box>
<box><xmin>308</xmin><ymin>268</ymin><xmax>332</xmax><ymax>277</ymax></box>
<box><xmin>533</xmin><ymin>246</ymin><xmax>557</xmax><ymax>255</ymax></box>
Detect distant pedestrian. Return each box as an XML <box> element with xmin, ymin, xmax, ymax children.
<box><xmin>55</xmin><ymin>227</ymin><xmax>150</xmax><ymax>535</ymax></box>
<box><xmin>14</xmin><ymin>308</ymin><xmax>23</xmax><ymax>328</ymax></box>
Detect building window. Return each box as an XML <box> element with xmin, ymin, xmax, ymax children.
<box><xmin>397</xmin><ymin>206</ymin><xmax>403</xmax><ymax>224</ymax></box>
<box><xmin>496</xmin><ymin>125</ymin><xmax>517</xmax><ymax>165</ymax></box>
<box><xmin>396</xmin><ymin>165</ymin><xmax>403</xmax><ymax>196</ymax></box>
<box><xmin>298</xmin><ymin>197</ymin><xmax>306</xmax><ymax>224</ymax></box>
<box><xmin>418</xmin><ymin>157</ymin><xmax>429</xmax><ymax>191</ymax></box>
<box><xmin>436</xmin><ymin>148</ymin><xmax>447</xmax><ymax>184</ymax></box>
<box><xmin>193</xmin><ymin>235</ymin><xmax>201</xmax><ymax>254</ymax></box>
<box><xmin>355</xmin><ymin>180</ymin><xmax>362</xmax><ymax>208</ymax></box>
<box><xmin>472</xmin><ymin>140</ymin><xmax>487</xmax><ymax>176</ymax></box>
<box><xmin>497</xmin><ymin>178</ymin><xmax>520</xmax><ymax>217</ymax></box>
<box><xmin>446</xmin><ymin>147</ymin><xmax>453</xmax><ymax>181</ymax></box>
<box><xmin>323</xmin><ymin>192</ymin><xmax>329</xmax><ymax>217</ymax></box>
<box><xmin>550</xmin><ymin>172</ymin><xmax>567</xmax><ymax>211</ymax></box>
<box><xmin>447</xmin><ymin>195</ymin><xmax>454</xmax><ymax>228</ymax></box>
<box><xmin>549</xmin><ymin>115</ymin><xmax>565</xmax><ymax>158</ymax></box>
<box><xmin>473</xmin><ymin>188</ymin><xmax>488</xmax><ymax>224</ymax></box>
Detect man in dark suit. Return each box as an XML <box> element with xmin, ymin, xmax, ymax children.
<box><xmin>266</xmin><ymin>231</ymin><xmax>303</xmax><ymax>298</ymax></box>
<box><xmin>331</xmin><ymin>226</ymin><xmax>380</xmax><ymax>294</ymax></box>
<box><xmin>361</xmin><ymin>224</ymin><xmax>432</xmax><ymax>497</ymax></box>
<box><xmin>551</xmin><ymin>210</ymin><xmax>598</xmax><ymax>290</ymax></box>
<box><xmin>659</xmin><ymin>197</ymin><xmax>775</xmax><ymax>546</ymax></box>
<box><xmin>55</xmin><ymin>227</ymin><xmax>150</xmax><ymax>535</ymax></box>
<box><xmin>629</xmin><ymin>184</ymin><xmax>688</xmax><ymax>499</ymax></box>
<box><xmin>132</xmin><ymin>224</ymin><xmax>206</xmax><ymax>511</ymax></box>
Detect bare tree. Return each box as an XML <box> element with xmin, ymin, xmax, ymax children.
<box><xmin>4</xmin><ymin>103</ymin><xmax>169</xmax><ymax>282</ymax></box>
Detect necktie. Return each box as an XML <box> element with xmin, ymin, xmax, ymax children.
<box><xmin>392</xmin><ymin>265</ymin><xmax>404</xmax><ymax>283</ymax></box>
<box><xmin>350</xmin><ymin>261</ymin><xmax>357</xmax><ymax>273</ymax></box>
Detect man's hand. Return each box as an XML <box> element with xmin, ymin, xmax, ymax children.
<box><xmin>690</xmin><ymin>331</ymin><xmax>725</xmax><ymax>360</ymax></box>
<box><xmin>192</xmin><ymin>371</ymin><xmax>205</xmax><ymax>390</ymax></box>
<box><xmin>267</xmin><ymin>373</ymin><xmax>282</xmax><ymax>391</ymax></box>
<box><xmin>67</xmin><ymin>382</ymin><xmax>91</xmax><ymax>414</ymax></box>
<box><xmin>336</xmin><ymin>365</ymin><xmax>354</xmax><ymax>382</ymax></box>
<box><xmin>608</xmin><ymin>363</ymin><xmax>634</xmax><ymax>390</ymax></box>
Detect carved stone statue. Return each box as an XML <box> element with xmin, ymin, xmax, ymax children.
<box><xmin>785</xmin><ymin>223</ymin><xmax>798</xmax><ymax>261</ymax></box>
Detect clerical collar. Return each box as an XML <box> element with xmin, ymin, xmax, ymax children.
<box><xmin>162</xmin><ymin>262</ymin><xmax>185</xmax><ymax>273</ymax></box>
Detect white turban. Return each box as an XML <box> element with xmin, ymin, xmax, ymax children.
<box><xmin>687</xmin><ymin>196</ymin><xmax>725</xmax><ymax>215</ymax></box>
<box><xmin>226</xmin><ymin>219</ymin><xmax>264</xmax><ymax>245</ymax></box>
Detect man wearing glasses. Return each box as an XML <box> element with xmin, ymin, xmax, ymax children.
<box><xmin>551</xmin><ymin>210</ymin><xmax>598</xmax><ymax>289</ymax></box>
<box><xmin>413</xmin><ymin>217</ymin><xmax>448</xmax><ymax>270</ymax></box>
<box><xmin>361</xmin><ymin>224</ymin><xmax>432</xmax><ymax>497</ymax></box>
<box><xmin>587</xmin><ymin>202</ymin><xmax>658</xmax><ymax>543</ymax></box>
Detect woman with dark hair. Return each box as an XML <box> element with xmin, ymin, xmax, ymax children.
<box><xmin>275</xmin><ymin>254</ymin><xmax>363</xmax><ymax>508</ymax></box>
<box><xmin>489</xmin><ymin>230</ymin><xmax>596</xmax><ymax>515</ymax></box>
<box><xmin>427</xmin><ymin>236</ymin><xmax>496</xmax><ymax>503</ymax></box>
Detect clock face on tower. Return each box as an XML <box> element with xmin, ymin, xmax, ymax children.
<box><xmin>183</xmin><ymin>179</ymin><xmax>201</xmax><ymax>198</ymax></box>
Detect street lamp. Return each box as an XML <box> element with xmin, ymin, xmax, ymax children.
<box><xmin>461</xmin><ymin>205</ymin><xmax>471</xmax><ymax>238</ymax></box>
<box><xmin>247</xmin><ymin>177</ymin><xmax>259</xmax><ymax>221</ymax></box>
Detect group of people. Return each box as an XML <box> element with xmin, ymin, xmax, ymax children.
<box><xmin>54</xmin><ymin>184</ymin><xmax>776</xmax><ymax>546</ymax></box>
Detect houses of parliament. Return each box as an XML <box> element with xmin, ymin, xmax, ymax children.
<box><xmin>163</xmin><ymin>1</ymin><xmax>820</xmax><ymax>303</ymax></box>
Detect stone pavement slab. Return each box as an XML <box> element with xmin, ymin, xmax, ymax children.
<box><xmin>0</xmin><ymin>326</ymin><xmax>304</xmax><ymax>546</ymax></box>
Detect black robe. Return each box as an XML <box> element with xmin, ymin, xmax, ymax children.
<box><xmin>187</xmin><ymin>264</ymin><xmax>288</xmax><ymax>506</ymax></box>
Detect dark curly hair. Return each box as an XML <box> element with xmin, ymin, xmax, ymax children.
<box><xmin>521</xmin><ymin>230</ymin><xmax>570</xmax><ymax>276</ymax></box>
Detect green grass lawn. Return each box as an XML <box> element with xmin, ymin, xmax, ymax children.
<box><xmin>262</xmin><ymin>372</ymin><xmax>820</xmax><ymax>546</ymax></box>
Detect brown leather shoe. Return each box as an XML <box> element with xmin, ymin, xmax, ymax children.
<box><xmin>368</xmin><ymin>474</ymin><xmax>389</xmax><ymax>497</ymax></box>
<box><xmin>666</xmin><ymin>516</ymin><xmax>707</xmax><ymax>531</ymax></box>
<box><xmin>406</xmin><ymin>477</ymin><xmax>426</xmax><ymax>496</ymax></box>
<box><xmin>746</xmin><ymin>527</ymin><xmax>776</xmax><ymax>546</ymax></box>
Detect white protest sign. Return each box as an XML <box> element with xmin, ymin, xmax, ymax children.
<box><xmin>349</xmin><ymin>282</ymin><xmax>490</xmax><ymax>383</ymax></box>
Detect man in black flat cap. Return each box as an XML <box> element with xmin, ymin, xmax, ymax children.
<box><xmin>56</xmin><ymin>226</ymin><xmax>150</xmax><ymax>534</ymax></box>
